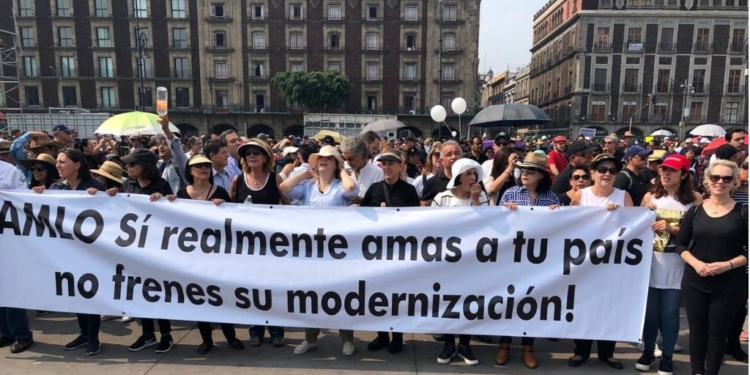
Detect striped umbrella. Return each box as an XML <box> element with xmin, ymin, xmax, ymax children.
<box><xmin>94</xmin><ymin>111</ymin><xmax>181</xmax><ymax>136</ymax></box>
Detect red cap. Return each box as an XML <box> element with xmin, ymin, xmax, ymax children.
<box><xmin>553</xmin><ymin>135</ymin><xmax>566</xmax><ymax>143</ymax></box>
<box><xmin>659</xmin><ymin>154</ymin><xmax>690</xmax><ymax>171</ymax></box>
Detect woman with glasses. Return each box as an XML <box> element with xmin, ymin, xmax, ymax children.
<box><xmin>21</xmin><ymin>154</ymin><xmax>59</xmax><ymax>189</ymax></box>
<box><xmin>568</xmin><ymin>154</ymin><xmax>633</xmax><ymax>370</ymax></box>
<box><xmin>495</xmin><ymin>152</ymin><xmax>559</xmax><ymax>369</ymax></box>
<box><xmin>412</xmin><ymin>142</ymin><xmax>442</xmax><ymax>197</ymax></box>
<box><xmin>677</xmin><ymin>160</ymin><xmax>747</xmax><ymax>375</ymax></box>
<box><xmin>636</xmin><ymin>154</ymin><xmax>702</xmax><ymax>375</ymax></box>
<box><xmin>557</xmin><ymin>166</ymin><xmax>592</xmax><ymax>206</ymax></box>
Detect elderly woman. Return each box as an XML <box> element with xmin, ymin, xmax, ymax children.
<box><xmin>568</xmin><ymin>154</ymin><xmax>633</xmax><ymax>370</ymax></box>
<box><xmin>32</xmin><ymin>149</ymin><xmax>105</xmax><ymax>356</ymax></box>
<box><xmin>361</xmin><ymin>151</ymin><xmax>420</xmax><ymax>354</ymax></box>
<box><xmin>21</xmin><ymin>154</ymin><xmax>59</xmax><ymax>188</ymax></box>
<box><xmin>636</xmin><ymin>154</ymin><xmax>702</xmax><ymax>374</ymax></box>
<box><xmin>676</xmin><ymin>160</ymin><xmax>748</xmax><ymax>375</ymax></box>
<box><xmin>430</xmin><ymin>158</ymin><xmax>487</xmax><ymax>366</ymax></box>
<box><xmin>495</xmin><ymin>153</ymin><xmax>559</xmax><ymax>369</ymax></box>
<box><xmin>280</xmin><ymin>145</ymin><xmax>358</xmax><ymax>356</ymax></box>
<box><xmin>557</xmin><ymin>166</ymin><xmax>592</xmax><ymax>206</ymax></box>
<box><xmin>412</xmin><ymin>142</ymin><xmax>442</xmax><ymax>197</ymax></box>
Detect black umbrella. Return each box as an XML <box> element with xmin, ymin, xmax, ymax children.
<box><xmin>468</xmin><ymin>104</ymin><xmax>553</xmax><ymax>128</ymax></box>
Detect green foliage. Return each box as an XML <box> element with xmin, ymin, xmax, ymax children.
<box><xmin>271</xmin><ymin>71</ymin><xmax>352</xmax><ymax>112</ymax></box>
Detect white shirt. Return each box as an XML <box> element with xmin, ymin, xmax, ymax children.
<box><xmin>0</xmin><ymin>160</ymin><xmax>28</xmax><ymax>190</ymax></box>
<box><xmin>353</xmin><ymin>161</ymin><xmax>384</xmax><ymax>198</ymax></box>
<box><xmin>412</xmin><ymin>173</ymin><xmax>435</xmax><ymax>197</ymax></box>
<box><xmin>431</xmin><ymin>189</ymin><xmax>489</xmax><ymax>207</ymax></box>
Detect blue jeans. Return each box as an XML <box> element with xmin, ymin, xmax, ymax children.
<box><xmin>0</xmin><ymin>308</ymin><xmax>32</xmax><ymax>340</ymax></box>
<box><xmin>643</xmin><ymin>287</ymin><xmax>681</xmax><ymax>357</ymax></box>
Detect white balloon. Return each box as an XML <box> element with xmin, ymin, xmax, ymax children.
<box><xmin>451</xmin><ymin>97</ymin><xmax>467</xmax><ymax>115</ymax></box>
<box><xmin>451</xmin><ymin>131</ymin><xmax>457</xmax><ymax>137</ymax></box>
<box><xmin>430</xmin><ymin>105</ymin><xmax>447</xmax><ymax>122</ymax></box>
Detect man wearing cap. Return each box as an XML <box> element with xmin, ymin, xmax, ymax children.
<box><xmin>405</xmin><ymin>147</ymin><xmax>422</xmax><ymax>179</ymax></box>
<box><xmin>551</xmin><ymin>140</ymin><xmax>598</xmax><ymax>195</ymax></box>
<box><xmin>156</xmin><ymin>116</ymin><xmax>188</xmax><ymax>193</ymax></box>
<box><xmin>276</xmin><ymin>146</ymin><xmax>299</xmax><ymax>175</ymax></box>
<box><xmin>52</xmin><ymin>124</ymin><xmax>73</xmax><ymax>146</ymax></box>
<box><xmin>547</xmin><ymin>136</ymin><xmax>568</xmax><ymax>178</ymax></box>
<box><xmin>714</xmin><ymin>144</ymin><xmax>739</xmax><ymax>163</ymax></box>
<box><xmin>340</xmin><ymin>136</ymin><xmax>383</xmax><ymax>204</ymax></box>
<box><xmin>220</xmin><ymin>130</ymin><xmax>242</xmax><ymax>180</ymax></box>
<box><xmin>614</xmin><ymin>145</ymin><xmax>652</xmax><ymax>206</ymax></box>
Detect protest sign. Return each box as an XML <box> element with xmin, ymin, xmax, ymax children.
<box><xmin>0</xmin><ymin>191</ymin><xmax>655</xmax><ymax>341</ymax></box>
<box><xmin>579</xmin><ymin>128</ymin><xmax>597</xmax><ymax>139</ymax></box>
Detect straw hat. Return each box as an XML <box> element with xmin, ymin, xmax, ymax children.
<box><xmin>515</xmin><ymin>152</ymin><xmax>550</xmax><ymax>171</ymax></box>
<box><xmin>20</xmin><ymin>153</ymin><xmax>57</xmax><ymax>170</ymax></box>
<box><xmin>188</xmin><ymin>154</ymin><xmax>212</xmax><ymax>166</ymax></box>
<box><xmin>309</xmin><ymin>145</ymin><xmax>344</xmax><ymax>166</ymax></box>
<box><xmin>29</xmin><ymin>140</ymin><xmax>64</xmax><ymax>150</ymax></box>
<box><xmin>91</xmin><ymin>161</ymin><xmax>126</xmax><ymax>184</ymax></box>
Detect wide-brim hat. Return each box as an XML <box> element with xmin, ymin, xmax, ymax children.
<box><xmin>309</xmin><ymin>145</ymin><xmax>343</xmax><ymax>167</ymax></box>
<box><xmin>591</xmin><ymin>154</ymin><xmax>623</xmax><ymax>172</ymax></box>
<box><xmin>188</xmin><ymin>155</ymin><xmax>213</xmax><ymax>166</ymax></box>
<box><xmin>29</xmin><ymin>140</ymin><xmax>65</xmax><ymax>150</ymax></box>
<box><xmin>237</xmin><ymin>141</ymin><xmax>271</xmax><ymax>158</ymax></box>
<box><xmin>19</xmin><ymin>153</ymin><xmax>57</xmax><ymax>170</ymax></box>
<box><xmin>516</xmin><ymin>152</ymin><xmax>550</xmax><ymax>171</ymax></box>
<box><xmin>447</xmin><ymin>158</ymin><xmax>483</xmax><ymax>189</ymax></box>
<box><xmin>91</xmin><ymin>161</ymin><xmax>126</xmax><ymax>184</ymax></box>
<box><xmin>378</xmin><ymin>151</ymin><xmax>402</xmax><ymax>163</ymax></box>
<box><xmin>0</xmin><ymin>141</ymin><xmax>11</xmax><ymax>154</ymax></box>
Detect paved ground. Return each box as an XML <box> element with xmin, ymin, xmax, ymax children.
<box><xmin>1</xmin><ymin>311</ymin><xmax>747</xmax><ymax>375</ymax></box>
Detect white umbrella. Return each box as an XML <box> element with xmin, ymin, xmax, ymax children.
<box><xmin>361</xmin><ymin>119</ymin><xmax>405</xmax><ymax>134</ymax></box>
<box><xmin>650</xmin><ymin>129</ymin><xmax>673</xmax><ymax>137</ymax></box>
<box><xmin>689</xmin><ymin>124</ymin><xmax>726</xmax><ymax>137</ymax></box>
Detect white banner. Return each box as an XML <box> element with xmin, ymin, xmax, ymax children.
<box><xmin>0</xmin><ymin>191</ymin><xmax>655</xmax><ymax>342</ymax></box>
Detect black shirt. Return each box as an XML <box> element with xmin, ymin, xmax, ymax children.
<box><xmin>614</xmin><ymin>168</ymin><xmax>648</xmax><ymax>206</ymax></box>
<box><xmin>557</xmin><ymin>191</ymin><xmax>573</xmax><ymax>206</ymax></box>
<box><xmin>551</xmin><ymin>164</ymin><xmax>574</xmax><ymax>195</ymax></box>
<box><xmin>234</xmin><ymin>172</ymin><xmax>282</xmax><ymax>204</ymax></box>
<box><xmin>50</xmin><ymin>178</ymin><xmax>104</xmax><ymax>192</ymax></box>
<box><xmin>465</xmin><ymin>152</ymin><xmax>488</xmax><ymax>164</ymax></box>
<box><xmin>406</xmin><ymin>163</ymin><xmax>420</xmax><ymax>179</ymax></box>
<box><xmin>361</xmin><ymin>179</ymin><xmax>421</xmax><ymax>207</ymax></box>
<box><xmin>122</xmin><ymin>177</ymin><xmax>173</xmax><ymax>196</ymax></box>
<box><xmin>176</xmin><ymin>185</ymin><xmax>231</xmax><ymax>201</ymax></box>
<box><xmin>420</xmin><ymin>170</ymin><xmax>451</xmax><ymax>201</ymax></box>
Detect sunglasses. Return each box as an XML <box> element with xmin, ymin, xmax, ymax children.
<box><xmin>520</xmin><ymin>168</ymin><xmax>540</xmax><ymax>175</ymax></box>
<box><xmin>244</xmin><ymin>150</ymin><xmax>264</xmax><ymax>157</ymax></box>
<box><xmin>709</xmin><ymin>175</ymin><xmax>734</xmax><ymax>184</ymax></box>
<box><xmin>595</xmin><ymin>166</ymin><xmax>619</xmax><ymax>175</ymax></box>
<box><xmin>31</xmin><ymin>166</ymin><xmax>47</xmax><ymax>172</ymax></box>
<box><xmin>571</xmin><ymin>174</ymin><xmax>591</xmax><ymax>181</ymax></box>
<box><xmin>192</xmin><ymin>163</ymin><xmax>211</xmax><ymax>169</ymax></box>
<box><xmin>127</xmin><ymin>162</ymin><xmax>139</xmax><ymax>168</ymax></box>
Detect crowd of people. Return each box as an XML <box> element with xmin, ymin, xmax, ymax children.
<box><xmin>0</xmin><ymin>120</ymin><xmax>747</xmax><ymax>375</ymax></box>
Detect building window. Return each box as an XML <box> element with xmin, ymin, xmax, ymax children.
<box><xmin>95</xmin><ymin>0</ymin><xmax>109</xmax><ymax>17</ymax></box>
<box><xmin>441</xmin><ymin>94</ymin><xmax>453</xmax><ymax>108</ymax></box>
<box><xmin>443</xmin><ymin>63</ymin><xmax>456</xmax><ymax>81</ymax></box>
<box><xmin>214</xmin><ymin>61</ymin><xmax>228</xmax><ymax>78</ymax></box>
<box><xmin>253</xmin><ymin>61</ymin><xmax>266</xmax><ymax>77</ymax></box>
<box><xmin>366</xmin><ymin>62</ymin><xmax>378</xmax><ymax>80</ymax></box>
<box><xmin>134</xmin><ymin>0</ymin><xmax>148</xmax><ymax>17</ymax></box>
<box><xmin>136</xmin><ymin>57</ymin><xmax>151</xmax><ymax>78</ymax></box>
<box><xmin>20</xmin><ymin>27</ymin><xmax>34</xmax><ymax>47</ymax></box>
<box><xmin>174</xmin><ymin>57</ymin><xmax>189</xmax><ymax>78</ymax></box>
<box><xmin>442</xmin><ymin>5</ymin><xmax>457</xmax><ymax>21</ymax></box>
<box><xmin>591</xmin><ymin>101</ymin><xmax>606</xmax><ymax>122</ymax></box>
<box><xmin>443</xmin><ymin>33</ymin><xmax>456</xmax><ymax>50</ymax></box>
<box><xmin>215</xmin><ymin>90</ymin><xmax>228</xmax><ymax>108</ymax></box>
<box><xmin>211</xmin><ymin>3</ymin><xmax>225</xmax><ymax>17</ymax></box>
<box><xmin>23</xmin><ymin>56</ymin><xmax>37</xmax><ymax>76</ymax></box>
<box><xmin>175</xmin><ymin>88</ymin><xmax>190</xmax><ymax>107</ymax></box>
<box><xmin>101</xmin><ymin>87</ymin><xmax>116</xmax><ymax>107</ymax></box>
<box><xmin>212</xmin><ymin>32</ymin><xmax>226</xmax><ymax>47</ymax></box>
<box><xmin>623</xmin><ymin>69</ymin><xmax>639</xmax><ymax>92</ymax></box>
<box><xmin>659</xmin><ymin>28</ymin><xmax>674</xmax><ymax>50</ymax></box>
<box><xmin>98</xmin><ymin>57</ymin><xmax>113</xmax><ymax>77</ymax></box>
<box><xmin>290</xmin><ymin>32</ymin><xmax>304</xmax><ymax>49</ymax></box>
<box><xmin>593</xmin><ymin>68</ymin><xmax>607</xmax><ymax>91</ymax></box>
<box><xmin>60</xmin><ymin>56</ymin><xmax>75</xmax><ymax>76</ymax></box>
<box><xmin>692</xmin><ymin>69</ymin><xmax>706</xmax><ymax>93</ymax></box>
<box><xmin>173</xmin><ymin>28</ymin><xmax>188</xmax><ymax>48</ymax></box>
<box><xmin>627</xmin><ymin>27</ymin><xmax>643</xmax><ymax>50</ymax></box>
<box><xmin>728</xmin><ymin>69</ymin><xmax>741</xmax><ymax>93</ymax></box>
<box><xmin>366</xmin><ymin>93</ymin><xmax>377</xmax><ymax>111</ymax></box>
<box><xmin>328</xmin><ymin>4</ymin><xmax>341</xmax><ymax>20</ymax></box>
<box><xmin>328</xmin><ymin>33</ymin><xmax>340</xmax><ymax>49</ymax></box>
<box><xmin>139</xmin><ymin>87</ymin><xmax>153</xmax><ymax>108</ymax></box>
<box><xmin>171</xmin><ymin>0</ymin><xmax>186</xmax><ymax>18</ymax></box>
<box><xmin>367</xmin><ymin>5</ymin><xmax>378</xmax><ymax>20</ymax></box>
<box><xmin>291</xmin><ymin>61</ymin><xmax>304</xmax><ymax>72</ymax></box>
<box><xmin>252</xmin><ymin>32</ymin><xmax>265</xmax><ymax>49</ymax></box>
<box><xmin>328</xmin><ymin>61</ymin><xmax>341</xmax><ymax>72</ymax></box>
<box><xmin>58</xmin><ymin>27</ymin><xmax>73</xmax><ymax>47</ymax></box>
<box><xmin>366</xmin><ymin>32</ymin><xmax>379</xmax><ymax>50</ymax></box>
<box><xmin>724</xmin><ymin>102</ymin><xmax>740</xmax><ymax>123</ymax></box>
<box><xmin>404</xmin><ymin>63</ymin><xmax>416</xmax><ymax>80</ymax></box>
<box><xmin>689</xmin><ymin>102</ymin><xmax>703</xmax><ymax>121</ymax></box>
<box><xmin>289</xmin><ymin>4</ymin><xmax>303</xmax><ymax>19</ymax></box>
<box><xmin>653</xmin><ymin>102</ymin><xmax>668</xmax><ymax>121</ymax></box>
<box><xmin>403</xmin><ymin>92</ymin><xmax>416</xmax><ymax>111</ymax></box>
<box><xmin>62</xmin><ymin>86</ymin><xmax>77</xmax><ymax>106</ymax></box>
<box><xmin>404</xmin><ymin>4</ymin><xmax>418</xmax><ymax>20</ymax></box>
<box><xmin>731</xmin><ymin>29</ymin><xmax>746</xmax><ymax>52</ymax></box>
<box><xmin>252</xmin><ymin>4</ymin><xmax>264</xmax><ymax>19</ymax></box>
<box><xmin>19</xmin><ymin>0</ymin><xmax>33</xmax><ymax>16</ymax></box>
<box><xmin>255</xmin><ymin>92</ymin><xmax>265</xmax><ymax>112</ymax></box>
<box><xmin>405</xmin><ymin>34</ymin><xmax>417</xmax><ymax>50</ymax></box>
<box><xmin>57</xmin><ymin>0</ymin><xmax>71</xmax><ymax>16</ymax></box>
<box><xmin>622</xmin><ymin>100</ymin><xmax>637</xmax><ymax>121</ymax></box>
<box><xmin>596</xmin><ymin>27</ymin><xmax>610</xmax><ymax>47</ymax></box>
<box><xmin>97</xmin><ymin>27</ymin><xmax>110</xmax><ymax>47</ymax></box>
<box><xmin>656</xmin><ymin>69</ymin><xmax>671</xmax><ymax>93</ymax></box>
<box><xmin>26</xmin><ymin>86</ymin><xmax>40</xmax><ymax>106</ymax></box>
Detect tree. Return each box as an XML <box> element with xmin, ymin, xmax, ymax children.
<box><xmin>271</xmin><ymin>71</ymin><xmax>352</xmax><ymax>112</ymax></box>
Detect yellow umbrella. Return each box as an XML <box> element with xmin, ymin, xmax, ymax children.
<box><xmin>94</xmin><ymin>111</ymin><xmax>181</xmax><ymax>137</ymax></box>
<box><xmin>313</xmin><ymin>130</ymin><xmax>344</xmax><ymax>144</ymax></box>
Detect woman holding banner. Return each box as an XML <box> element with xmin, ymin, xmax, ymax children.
<box><xmin>21</xmin><ymin>154</ymin><xmax>59</xmax><ymax>189</ymax></box>
<box><xmin>495</xmin><ymin>152</ymin><xmax>559</xmax><ymax>369</ymax></box>
<box><xmin>361</xmin><ymin>151</ymin><xmax>420</xmax><ymax>354</ymax></box>
<box><xmin>557</xmin><ymin>166</ymin><xmax>592</xmax><ymax>206</ymax></box>
<box><xmin>568</xmin><ymin>154</ymin><xmax>633</xmax><ymax>370</ymax></box>
<box><xmin>32</xmin><ymin>149</ymin><xmax>105</xmax><ymax>356</ymax></box>
<box><xmin>676</xmin><ymin>160</ymin><xmax>747</xmax><ymax>375</ymax></box>
<box><xmin>280</xmin><ymin>145</ymin><xmax>359</xmax><ymax>356</ymax></box>
<box><xmin>635</xmin><ymin>154</ymin><xmax>701</xmax><ymax>374</ymax></box>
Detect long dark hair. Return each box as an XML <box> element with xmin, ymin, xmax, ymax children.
<box><xmin>61</xmin><ymin>148</ymin><xmax>94</xmax><ymax>182</ymax></box>
<box><xmin>185</xmin><ymin>159</ymin><xmax>215</xmax><ymax>185</ymax></box>
<box><xmin>519</xmin><ymin>169</ymin><xmax>553</xmax><ymax>193</ymax></box>
<box><xmin>29</xmin><ymin>163</ymin><xmax>59</xmax><ymax>188</ymax></box>
<box><xmin>491</xmin><ymin>148</ymin><xmax>517</xmax><ymax>179</ymax></box>
<box><xmin>650</xmin><ymin>168</ymin><xmax>697</xmax><ymax>205</ymax></box>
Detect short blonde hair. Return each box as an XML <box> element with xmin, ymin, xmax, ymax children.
<box><xmin>703</xmin><ymin>159</ymin><xmax>741</xmax><ymax>192</ymax></box>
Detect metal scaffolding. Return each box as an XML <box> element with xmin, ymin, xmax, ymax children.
<box><xmin>0</xmin><ymin>3</ymin><xmax>22</xmax><ymax>113</ymax></box>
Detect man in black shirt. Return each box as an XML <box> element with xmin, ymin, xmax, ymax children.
<box><xmin>420</xmin><ymin>140</ymin><xmax>463</xmax><ymax>206</ymax></box>
<box><xmin>551</xmin><ymin>140</ymin><xmax>598</xmax><ymax>195</ymax></box>
<box><xmin>466</xmin><ymin>136</ymin><xmax>488</xmax><ymax>164</ymax></box>
<box><xmin>614</xmin><ymin>145</ymin><xmax>651</xmax><ymax>206</ymax></box>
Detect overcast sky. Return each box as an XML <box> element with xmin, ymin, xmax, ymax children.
<box><xmin>478</xmin><ymin>1</ymin><xmax>544</xmax><ymax>74</ymax></box>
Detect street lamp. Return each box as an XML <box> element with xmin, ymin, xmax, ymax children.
<box><xmin>137</xmin><ymin>31</ymin><xmax>148</xmax><ymax>111</ymax></box>
<box><xmin>679</xmin><ymin>80</ymin><xmax>694</xmax><ymax>140</ymax></box>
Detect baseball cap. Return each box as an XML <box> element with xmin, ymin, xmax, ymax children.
<box><xmin>659</xmin><ymin>154</ymin><xmax>690</xmax><ymax>171</ymax></box>
<box><xmin>406</xmin><ymin>147</ymin><xmax>419</xmax><ymax>156</ymax></box>
<box><xmin>566</xmin><ymin>140</ymin><xmax>597</xmax><ymax>156</ymax></box>
<box><xmin>282</xmin><ymin>146</ymin><xmax>299</xmax><ymax>157</ymax></box>
<box><xmin>120</xmin><ymin>148</ymin><xmax>158</xmax><ymax>165</ymax></box>
<box><xmin>257</xmin><ymin>133</ymin><xmax>269</xmax><ymax>141</ymax></box>
<box><xmin>53</xmin><ymin>124</ymin><xmax>71</xmax><ymax>133</ymax></box>
<box><xmin>715</xmin><ymin>144</ymin><xmax>738</xmax><ymax>160</ymax></box>
<box><xmin>625</xmin><ymin>145</ymin><xmax>653</xmax><ymax>159</ymax></box>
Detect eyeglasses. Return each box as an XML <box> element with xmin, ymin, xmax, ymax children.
<box><xmin>31</xmin><ymin>166</ymin><xmax>46</xmax><ymax>172</ymax></box>
<box><xmin>520</xmin><ymin>168</ymin><xmax>540</xmax><ymax>175</ymax></box>
<box><xmin>709</xmin><ymin>175</ymin><xmax>734</xmax><ymax>184</ymax></box>
<box><xmin>193</xmin><ymin>163</ymin><xmax>211</xmax><ymax>169</ymax></box>
<box><xmin>595</xmin><ymin>166</ymin><xmax>619</xmax><ymax>175</ymax></box>
<box><xmin>244</xmin><ymin>150</ymin><xmax>264</xmax><ymax>157</ymax></box>
<box><xmin>571</xmin><ymin>174</ymin><xmax>591</xmax><ymax>181</ymax></box>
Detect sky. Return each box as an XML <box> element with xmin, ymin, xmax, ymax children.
<box><xmin>478</xmin><ymin>1</ymin><xmax>546</xmax><ymax>74</ymax></box>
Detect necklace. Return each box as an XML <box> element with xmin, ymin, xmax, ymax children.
<box><xmin>318</xmin><ymin>175</ymin><xmax>334</xmax><ymax>193</ymax></box>
<box><xmin>247</xmin><ymin>173</ymin><xmax>265</xmax><ymax>188</ymax></box>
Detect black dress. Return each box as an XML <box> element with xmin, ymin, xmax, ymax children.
<box><xmin>176</xmin><ymin>185</ymin><xmax>230</xmax><ymax>201</ymax></box>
